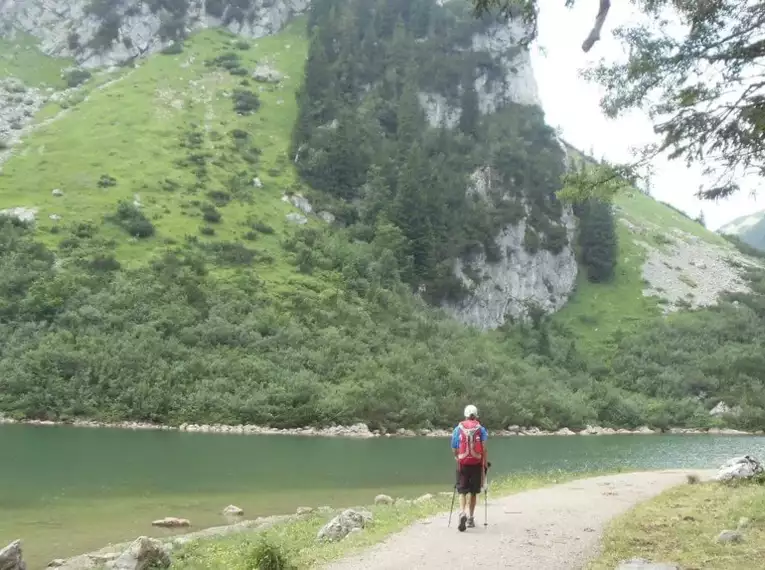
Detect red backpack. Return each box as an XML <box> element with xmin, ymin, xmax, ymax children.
<box><xmin>457</xmin><ymin>419</ymin><xmax>484</xmax><ymax>466</ymax></box>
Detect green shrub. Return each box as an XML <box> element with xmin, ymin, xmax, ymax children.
<box><xmin>201</xmin><ymin>204</ymin><xmax>221</xmax><ymax>223</ymax></box>
<box><xmin>200</xmin><ymin>226</ymin><xmax>215</xmax><ymax>236</ymax></box>
<box><xmin>232</xmin><ymin>89</ymin><xmax>261</xmax><ymax>115</ymax></box>
<box><xmin>109</xmin><ymin>201</ymin><xmax>155</xmax><ymax>238</ymax></box>
<box><xmin>63</xmin><ymin>68</ymin><xmax>92</xmax><ymax>88</ymax></box>
<box><xmin>244</xmin><ymin>538</ymin><xmax>294</xmax><ymax>570</ymax></box>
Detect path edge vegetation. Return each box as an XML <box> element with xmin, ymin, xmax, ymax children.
<box><xmin>588</xmin><ymin>474</ymin><xmax>765</xmax><ymax>570</ymax></box>
<box><xmin>167</xmin><ymin>469</ymin><xmax>621</xmax><ymax>569</ymax></box>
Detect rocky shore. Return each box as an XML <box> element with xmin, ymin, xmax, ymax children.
<box><xmin>0</xmin><ymin>415</ymin><xmax>761</xmax><ymax>438</ymax></box>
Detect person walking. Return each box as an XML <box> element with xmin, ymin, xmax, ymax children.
<box><xmin>450</xmin><ymin>404</ymin><xmax>488</xmax><ymax>532</ymax></box>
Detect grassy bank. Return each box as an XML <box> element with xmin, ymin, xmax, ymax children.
<box><xmin>170</xmin><ymin>470</ymin><xmax>612</xmax><ymax>570</ymax></box>
<box><xmin>589</xmin><ymin>478</ymin><xmax>765</xmax><ymax>570</ymax></box>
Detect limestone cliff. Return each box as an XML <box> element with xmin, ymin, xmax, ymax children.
<box><xmin>418</xmin><ymin>18</ymin><xmax>577</xmax><ymax>330</ymax></box>
<box><xmin>0</xmin><ymin>0</ymin><xmax>308</xmax><ymax>67</ymax></box>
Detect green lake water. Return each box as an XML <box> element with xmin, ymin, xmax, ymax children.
<box><xmin>2</xmin><ymin>424</ymin><xmax>764</xmax><ymax>569</ymax></box>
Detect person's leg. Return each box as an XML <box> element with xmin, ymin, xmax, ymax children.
<box><xmin>467</xmin><ymin>464</ymin><xmax>481</xmax><ymax>527</ymax></box>
<box><xmin>456</xmin><ymin>465</ymin><xmax>469</xmax><ymax>531</ymax></box>
<box><xmin>469</xmin><ymin>493</ymin><xmax>477</xmax><ymax>517</ymax></box>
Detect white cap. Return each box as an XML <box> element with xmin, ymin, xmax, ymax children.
<box><xmin>464</xmin><ymin>404</ymin><xmax>478</xmax><ymax>418</ymax></box>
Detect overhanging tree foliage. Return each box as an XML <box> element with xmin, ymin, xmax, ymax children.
<box><xmin>471</xmin><ymin>0</ymin><xmax>765</xmax><ymax>201</ymax></box>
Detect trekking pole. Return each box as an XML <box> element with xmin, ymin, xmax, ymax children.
<box><xmin>447</xmin><ymin>466</ymin><xmax>458</xmax><ymax>527</ymax></box>
<box><xmin>484</xmin><ymin>462</ymin><xmax>491</xmax><ymax>528</ymax></box>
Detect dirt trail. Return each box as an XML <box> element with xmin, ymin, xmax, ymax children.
<box><xmin>324</xmin><ymin>470</ymin><xmax>715</xmax><ymax>570</ymax></box>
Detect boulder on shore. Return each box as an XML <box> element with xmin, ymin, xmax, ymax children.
<box><xmin>0</xmin><ymin>540</ymin><xmax>26</xmax><ymax>570</ymax></box>
<box><xmin>316</xmin><ymin>508</ymin><xmax>373</xmax><ymax>542</ymax></box>
<box><xmin>714</xmin><ymin>455</ymin><xmax>763</xmax><ymax>482</ymax></box>
<box><xmin>107</xmin><ymin>536</ymin><xmax>170</xmax><ymax>570</ymax></box>
<box><xmin>374</xmin><ymin>494</ymin><xmax>393</xmax><ymax>505</ymax></box>
<box><xmin>151</xmin><ymin>517</ymin><xmax>190</xmax><ymax>528</ymax></box>
<box><xmin>222</xmin><ymin>505</ymin><xmax>244</xmax><ymax>516</ymax></box>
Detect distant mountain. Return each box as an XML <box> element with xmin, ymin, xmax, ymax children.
<box><xmin>718</xmin><ymin>211</ymin><xmax>765</xmax><ymax>251</ymax></box>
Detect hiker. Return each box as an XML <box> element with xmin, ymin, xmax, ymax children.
<box><xmin>451</xmin><ymin>404</ymin><xmax>488</xmax><ymax>531</ymax></box>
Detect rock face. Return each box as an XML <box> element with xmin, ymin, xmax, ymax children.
<box><xmin>418</xmin><ymin>19</ymin><xmax>540</xmax><ymax>127</ymax></box>
<box><xmin>0</xmin><ymin>0</ymin><xmax>309</xmax><ymax>68</ymax></box>
<box><xmin>316</xmin><ymin>508</ymin><xmax>373</xmax><ymax>542</ymax></box>
<box><xmin>0</xmin><ymin>77</ymin><xmax>47</xmax><ymax>165</ymax></box>
<box><xmin>418</xmin><ymin>20</ymin><xmax>575</xmax><ymax>329</ymax></box>
<box><xmin>108</xmin><ymin>537</ymin><xmax>170</xmax><ymax>570</ymax></box>
<box><xmin>443</xmin><ymin>168</ymin><xmax>578</xmax><ymax>329</ymax></box>
<box><xmin>714</xmin><ymin>455</ymin><xmax>764</xmax><ymax>482</ymax></box>
<box><xmin>0</xmin><ymin>540</ymin><xmax>26</xmax><ymax>570</ymax></box>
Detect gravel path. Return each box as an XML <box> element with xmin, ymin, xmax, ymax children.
<box><xmin>324</xmin><ymin>470</ymin><xmax>715</xmax><ymax>570</ymax></box>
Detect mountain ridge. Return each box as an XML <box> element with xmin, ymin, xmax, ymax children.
<box><xmin>1</xmin><ymin>0</ymin><xmax>765</xmax><ymax>431</ymax></box>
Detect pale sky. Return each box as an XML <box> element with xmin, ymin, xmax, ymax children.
<box><xmin>527</xmin><ymin>1</ymin><xmax>763</xmax><ymax>231</ymax></box>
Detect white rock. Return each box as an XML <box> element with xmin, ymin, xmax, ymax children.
<box><xmin>318</xmin><ymin>211</ymin><xmax>335</xmax><ymax>224</ymax></box>
<box><xmin>374</xmin><ymin>494</ymin><xmax>394</xmax><ymax>506</ymax></box>
<box><xmin>714</xmin><ymin>455</ymin><xmax>763</xmax><ymax>482</ymax></box>
<box><xmin>108</xmin><ymin>536</ymin><xmax>170</xmax><ymax>570</ymax></box>
<box><xmin>282</xmin><ymin>193</ymin><xmax>312</xmax><ymax>214</ymax></box>
<box><xmin>316</xmin><ymin>509</ymin><xmax>372</xmax><ymax>542</ymax></box>
<box><xmin>222</xmin><ymin>505</ymin><xmax>243</xmax><ymax>516</ymax></box>
<box><xmin>252</xmin><ymin>64</ymin><xmax>283</xmax><ymax>83</ymax></box>
<box><xmin>52</xmin><ymin>189</ymin><xmax>64</xmax><ymax>197</ymax></box>
<box><xmin>252</xmin><ymin>177</ymin><xmax>263</xmax><ymax>188</ymax></box>
<box><xmin>296</xmin><ymin>506</ymin><xmax>314</xmax><ymax>515</ymax></box>
<box><xmin>0</xmin><ymin>540</ymin><xmax>25</xmax><ymax>570</ymax></box>
<box><xmin>413</xmin><ymin>493</ymin><xmax>434</xmax><ymax>505</ymax></box>
<box><xmin>0</xmin><ymin>207</ymin><xmax>38</xmax><ymax>223</ymax></box>
<box><xmin>285</xmin><ymin>213</ymin><xmax>307</xmax><ymax>225</ymax></box>
<box><xmin>150</xmin><ymin>517</ymin><xmax>190</xmax><ymax>528</ymax></box>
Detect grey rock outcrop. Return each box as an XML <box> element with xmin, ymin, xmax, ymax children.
<box><xmin>418</xmin><ymin>19</ymin><xmax>540</xmax><ymax>129</ymax></box>
<box><xmin>107</xmin><ymin>537</ymin><xmax>169</xmax><ymax>570</ymax></box>
<box><xmin>714</xmin><ymin>455</ymin><xmax>763</xmax><ymax>482</ymax></box>
<box><xmin>0</xmin><ymin>77</ymin><xmax>47</xmax><ymax>165</ymax></box>
<box><xmin>317</xmin><ymin>508</ymin><xmax>373</xmax><ymax>542</ymax></box>
<box><xmin>0</xmin><ymin>0</ymin><xmax>309</xmax><ymax>68</ymax></box>
<box><xmin>443</xmin><ymin>168</ymin><xmax>577</xmax><ymax>328</ymax></box>
<box><xmin>252</xmin><ymin>64</ymin><xmax>284</xmax><ymax>83</ymax></box>
<box><xmin>0</xmin><ymin>540</ymin><xmax>26</xmax><ymax>570</ymax></box>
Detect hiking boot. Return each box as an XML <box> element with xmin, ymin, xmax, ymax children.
<box><xmin>458</xmin><ymin>512</ymin><xmax>467</xmax><ymax>532</ymax></box>
<box><xmin>467</xmin><ymin>517</ymin><xmax>475</xmax><ymax>528</ymax></box>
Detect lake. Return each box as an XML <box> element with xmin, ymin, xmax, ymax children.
<box><xmin>2</xmin><ymin>424</ymin><xmax>764</xmax><ymax>568</ymax></box>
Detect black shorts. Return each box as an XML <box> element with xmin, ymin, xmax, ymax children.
<box><xmin>457</xmin><ymin>463</ymin><xmax>483</xmax><ymax>495</ymax></box>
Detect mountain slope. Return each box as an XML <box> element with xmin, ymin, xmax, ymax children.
<box><xmin>1</xmin><ymin>0</ymin><xmax>765</xmax><ymax>431</ymax></box>
<box><xmin>719</xmin><ymin>210</ymin><xmax>765</xmax><ymax>252</ymax></box>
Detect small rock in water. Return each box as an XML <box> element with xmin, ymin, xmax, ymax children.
<box><xmin>108</xmin><ymin>536</ymin><xmax>170</xmax><ymax>570</ymax></box>
<box><xmin>0</xmin><ymin>540</ymin><xmax>26</xmax><ymax>570</ymax></box>
<box><xmin>222</xmin><ymin>505</ymin><xmax>244</xmax><ymax>516</ymax></box>
<box><xmin>151</xmin><ymin>517</ymin><xmax>190</xmax><ymax>528</ymax></box>
<box><xmin>296</xmin><ymin>506</ymin><xmax>314</xmax><ymax>515</ymax></box>
<box><xmin>717</xmin><ymin>530</ymin><xmax>744</xmax><ymax>543</ymax></box>
<box><xmin>374</xmin><ymin>494</ymin><xmax>393</xmax><ymax>506</ymax></box>
<box><xmin>47</xmin><ymin>559</ymin><xmax>66</xmax><ymax>567</ymax></box>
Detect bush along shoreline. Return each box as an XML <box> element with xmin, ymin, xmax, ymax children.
<box><xmin>1</xmin><ymin>416</ymin><xmax>762</xmax><ymax>438</ymax></box>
